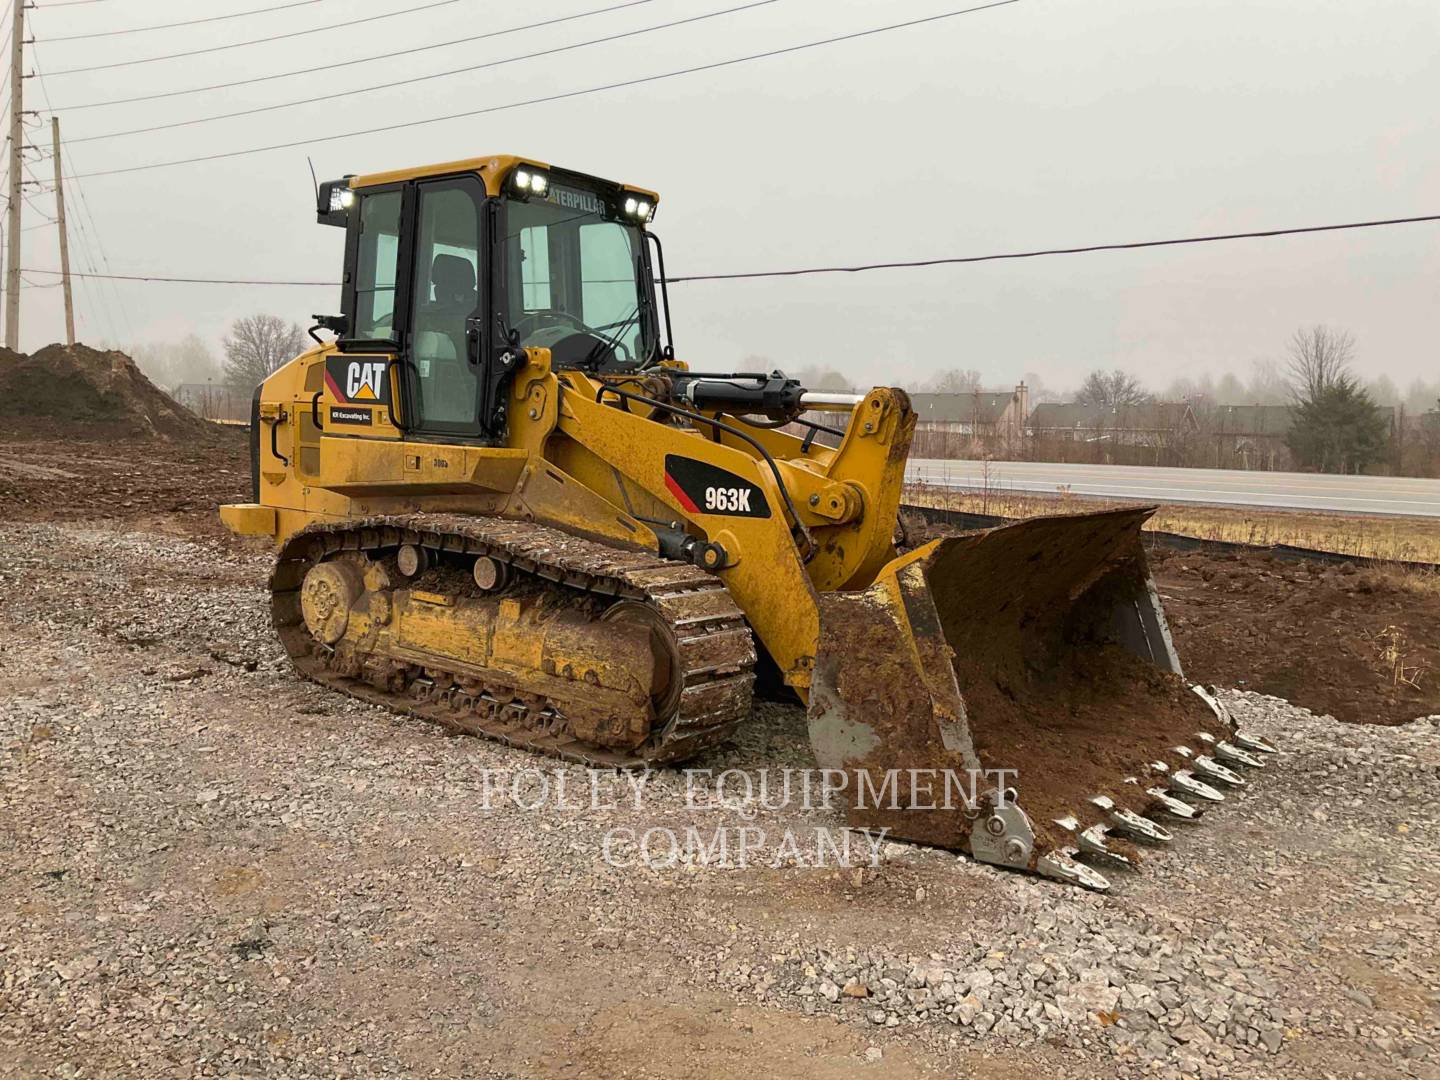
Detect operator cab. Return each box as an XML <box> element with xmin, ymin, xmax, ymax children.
<box><xmin>315</xmin><ymin>156</ymin><xmax>666</xmax><ymax>442</ymax></box>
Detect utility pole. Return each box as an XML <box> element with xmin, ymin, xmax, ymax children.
<box><xmin>4</xmin><ymin>0</ymin><xmax>24</xmax><ymax>350</ymax></box>
<box><xmin>50</xmin><ymin>116</ymin><xmax>73</xmax><ymax>345</ymax></box>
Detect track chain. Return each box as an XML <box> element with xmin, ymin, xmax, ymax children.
<box><xmin>270</xmin><ymin>514</ymin><xmax>756</xmax><ymax>766</ymax></box>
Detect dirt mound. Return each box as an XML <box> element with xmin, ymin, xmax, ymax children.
<box><xmin>1154</xmin><ymin>548</ymin><xmax>1440</xmax><ymax>725</ymax></box>
<box><xmin>0</xmin><ymin>342</ymin><xmax>221</xmax><ymax>441</ymax></box>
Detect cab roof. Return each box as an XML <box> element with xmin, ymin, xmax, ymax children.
<box><xmin>349</xmin><ymin>154</ymin><xmax>659</xmax><ymax>203</ymax></box>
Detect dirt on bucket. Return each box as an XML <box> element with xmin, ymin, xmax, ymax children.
<box><xmin>923</xmin><ymin>509</ymin><xmax>1228</xmax><ymax>851</ymax></box>
<box><xmin>954</xmin><ymin>647</ymin><xmax>1224</xmax><ymax>850</ymax></box>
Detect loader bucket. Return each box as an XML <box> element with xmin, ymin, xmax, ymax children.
<box><xmin>807</xmin><ymin>507</ymin><xmax>1275</xmax><ymax>890</ymax></box>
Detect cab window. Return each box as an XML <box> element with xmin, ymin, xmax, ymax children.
<box><xmin>352</xmin><ymin>190</ymin><xmax>401</xmax><ymax>340</ymax></box>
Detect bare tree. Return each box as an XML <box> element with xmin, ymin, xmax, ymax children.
<box><xmin>743</xmin><ymin>355</ymin><xmax>853</xmax><ymax>391</ymax></box>
<box><xmin>791</xmin><ymin>364</ymin><xmax>854</xmax><ymax>392</ymax></box>
<box><xmin>1364</xmin><ymin>373</ymin><xmax>1400</xmax><ymax>406</ymax></box>
<box><xmin>923</xmin><ymin>367</ymin><xmax>983</xmax><ymax>393</ymax></box>
<box><xmin>1074</xmin><ymin>369</ymin><xmax>1150</xmax><ymax>407</ymax></box>
<box><xmin>1285</xmin><ymin>325</ymin><xmax>1355</xmax><ymax>403</ymax></box>
<box><xmin>1283</xmin><ymin>326</ymin><xmax>1387</xmax><ymax>473</ymax></box>
<box><xmin>131</xmin><ymin>334</ymin><xmax>221</xmax><ymax>392</ymax></box>
<box><xmin>1245</xmin><ymin>358</ymin><xmax>1290</xmax><ymax>404</ymax></box>
<box><xmin>1163</xmin><ymin>373</ymin><xmax>1215</xmax><ymax>405</ymax></box>
<box><xmin>223</xmin><ymin>314</ymin><xmax>306</xmax><ymax>390</ymax></box>
<box><xmin>1215</xmin><ymin>372</ymin><xmax>1246</xmax><ymax>404</ymax></box>
<box><xmin>1022</xmin><ymin>370</ymin><xmax>1062</xmax><ymax>404</ymax></box>
<box><xmin>1403</xmin><ymin>377</ymin><xmax>1440</xmax><ymax>415</ymax></box>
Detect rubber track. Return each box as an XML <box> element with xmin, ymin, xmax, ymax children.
<box><xmin>269</xmin><ymin>514</ymin><xmax>756</xmax><ymax>766</ymax></box>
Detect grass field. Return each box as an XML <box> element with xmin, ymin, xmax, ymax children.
<box><xmin>904</xmin><ymin>482</ymin><xmax>1440</xmax><ymax>565</ymax></box>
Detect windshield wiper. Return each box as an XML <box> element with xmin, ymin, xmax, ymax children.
<box><xmin>582</xmin><ymin>304</ymin><xmax>641</xmax><ymax>370</ymax></box>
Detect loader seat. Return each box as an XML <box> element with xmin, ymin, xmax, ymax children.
<box><xmin>413</xmin><ymin>254</ymin><xmax>480</xmax><ymax>424</ymax></box>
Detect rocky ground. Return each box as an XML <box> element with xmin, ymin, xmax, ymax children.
<box><xmin>2</xmin><ymin>509</ymin><xmax>1437</xmax><ymax>1079</ymax></box>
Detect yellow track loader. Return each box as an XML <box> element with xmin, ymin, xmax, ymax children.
<box><xmin>222</xmin><ymin>154</ymin><xmax>1274</xmax><ymax>890</ymax></box>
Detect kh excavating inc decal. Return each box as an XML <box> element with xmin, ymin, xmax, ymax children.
<box><xmin>324</xmin><ymin>356</ymin><xmax>389</xmax><ymax>425</ymax></box>
<box><xmin>663</xmin><ymin>455</ymin><xmax>771</xmax><ymax>518</ymax></box>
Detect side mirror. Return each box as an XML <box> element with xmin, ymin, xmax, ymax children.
<box><xmin>308</xmin><ymin>313</ymin><xmax>349</xmax><ymax>344</ymax></box>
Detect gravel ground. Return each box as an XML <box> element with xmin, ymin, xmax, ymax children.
<box><xmin>1</xmin><ymin>521</ymin><xmax>1437</xmax><ymax>1079</ymax></box>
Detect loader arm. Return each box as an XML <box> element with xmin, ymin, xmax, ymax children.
<box><xmin>555</xmin><ymin>371</ymin><xmax>892</xmax><ymax>694</ymax></box>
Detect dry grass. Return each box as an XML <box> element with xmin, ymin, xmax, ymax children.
<box><xmin>904</xmin><ymin>482</ymin><xmax>1440</xmax><ymax>565</ymax></box>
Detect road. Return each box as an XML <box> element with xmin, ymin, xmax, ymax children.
<box><xmin>905</xmin><ymin>459</ymin><xmax>1440</xmax><ymax>517</ymax></box>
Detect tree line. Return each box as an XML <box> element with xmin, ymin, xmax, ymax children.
<box><xmin>126</xmin><ymin>314</ymin><xmax>306</xmax><ymax>395</ymax></box>
<box><xmin>119</xmin><ymin>318</ymin><xmax>1436</xmax><ymax>476</ymax></box>
<box><xmin>786</xmin><ymin>327</ymin><xmax>1439</xmax><ymax>476</ymax></box>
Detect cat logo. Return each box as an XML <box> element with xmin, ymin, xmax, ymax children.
<box><xmin>324</xmin><ymin>356</ymin><xmax>391</xmax><ymax>406</ymax></box>
<box><xmin>346</xmin><ymin>361</ymin><xmax>387</xmax><ymax>401</ymax></box>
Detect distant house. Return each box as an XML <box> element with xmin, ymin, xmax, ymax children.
<box><xmin>1027</xmin><ymin>401</ymin><xmax>1198</xmax><ymax>446</ymax></box>
<box><xmin>1201</xmin><ymin>404</ymin><xmax>1295</xmax><ymax>470</ymax></box>
<box><xmin>1199</xmin><ymin>403</ymin><xmax>1397</xmax><ymax>470</ymax></box>
<box><xmin>909</xmin><ymin>384</ymin><xmax>1030</xmax><ymax>456</ymax></box>
<box><xmin>174</xmin><ymin>383</ymin><xmax>251</xmax><ymax>423</ymax></box>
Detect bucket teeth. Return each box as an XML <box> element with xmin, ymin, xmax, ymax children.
<box><xmin>1123</xmin><ymin>775</ymin><xmax>1198</xmax><ymax>820</ymax></box>
<box><xmin>1145</xmin><ymin>786</ymin><xmax>1199</xmax><ymax>819</ymax></box>
<box><xmin>1165</xmin><ymin>768</ymin><xmax>1226</xmax><ymax>802</ymax></box>
<box><xmin>1216</xmin><ymin>740</ymin><xmax>1266</xmax><ymax>769</ymax></box>
<box><xmin>1090</xmin><ymin>795</ymin><xmax>1173</xmax><ymax>843</ymax></box>
<box><xmin>1190</xmin><ymin>684</ymin><xmax>1234</xmax><ymax>725</ymax></box>
<box><xmin>1036</xmin><ymin>850</ymin><xmax>1111</xmax><ymax>892</ymax></box>
<box><xmin>1189</xmin><ymin>754</ymin><xmax>1245</xmax><ymax>787</ymax></box>
<box><xmin>1194</xmin><ymin>731</ymin><xmax>1267</xmax><ymax>769</ymax></box>
<box><xmin>1172</xmin><ymin>745</ymin><xmax>1244</xmax><ymax>786</ymax></box>
<box><xmin>1079</xmin><ymin>825</ymin><xmax>1132</xmax><ymax>866</ymax></box>
<box><xmin>1233</xmin><ymin>731</ymin><xmax>1279</xmax><ymax>755</ymax></box>
<box><xmin>1053</xmin><ymin>816</ymin><xmax>1132</xmax><ymax>866</ymax></box>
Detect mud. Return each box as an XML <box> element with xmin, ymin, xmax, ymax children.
<box><xmin>0</xmin><ymin>434</ymin><xmax>250</xmax><ymax>537</ymax></box>
<box><xmin>1154</xmin><ymin>547</ymin><xmax>1440</xmax><ymax>726</ymax></box>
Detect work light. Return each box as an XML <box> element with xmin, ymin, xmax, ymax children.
<box><xmin>622</xmin><ymin>196</ymin><xmax>655</xmax><ymax>222</ymax></box>
<box><xmin>511</xmin><ymin>167</ymin><xmax>550</xmax><ymax>197</ymax></box>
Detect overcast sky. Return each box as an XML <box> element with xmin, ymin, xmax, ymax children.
<box><xmin>11</xmin><ymin>0</ymin><xmax>1439</xmax><ymax>393</ymax></box>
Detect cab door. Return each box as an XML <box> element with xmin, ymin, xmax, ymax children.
<box><xmin>402</xmin><ymin>175</ymin><xmax>489</xmax><ymax>440</ymax></box>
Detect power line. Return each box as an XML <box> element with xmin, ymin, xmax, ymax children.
<box><xmin>43</xmin><ymin>0</ymin><xmax>331</xmax><ymax>41</ymax></box>
<box><xmin>64</xmin><ymin>0</ymin><xmax>1023</xmax><ymax>179</ymax></box>
<box><xmin>22</xmin><ymin>268</ymin><xmax>336</xmax><ymax>285</ymax></box>
<box><xmin>666</xmin><ymin>214</ymin><xmax>1440</xmax><ymax>281</ymax></box>
<box><xmin>64</xmin><ymin>0</ymin><xmax>780</xmax><ymax>145</ymax></box>
<box><xmin>41</xmin><ymin>0</ymin><xmax>464</xmax><ymax>76</ymax></box>
<box><xmin>50</xmin><ymin>0</ymin><xmax>660</xmax><ymax>112</ymax></box>
<box><xmin>21</xmin><ymin>211</ymin><xmax>1440</xmax><ymax>288</ymax></box>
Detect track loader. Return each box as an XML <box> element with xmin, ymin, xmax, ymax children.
<box><xmin>222</xmin><ymin>154</ymin><xmax>1274</xmax><ymax>889</ymax></box>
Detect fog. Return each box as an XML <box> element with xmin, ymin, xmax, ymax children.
<box><xmin>11</xmin><ymin>0</ymin><xmax>1439</xmax><ymax>395</ymax></box>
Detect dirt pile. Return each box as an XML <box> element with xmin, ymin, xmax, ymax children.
<box><xmin>1154</xmin><ymin>548</ymin><xmax>1440</xmax><ymax>725</ymax></box>
<box><xmin>0</xmin><ymin>342</ymin><xmax>221</xmax><ymax>441</ymax></box>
